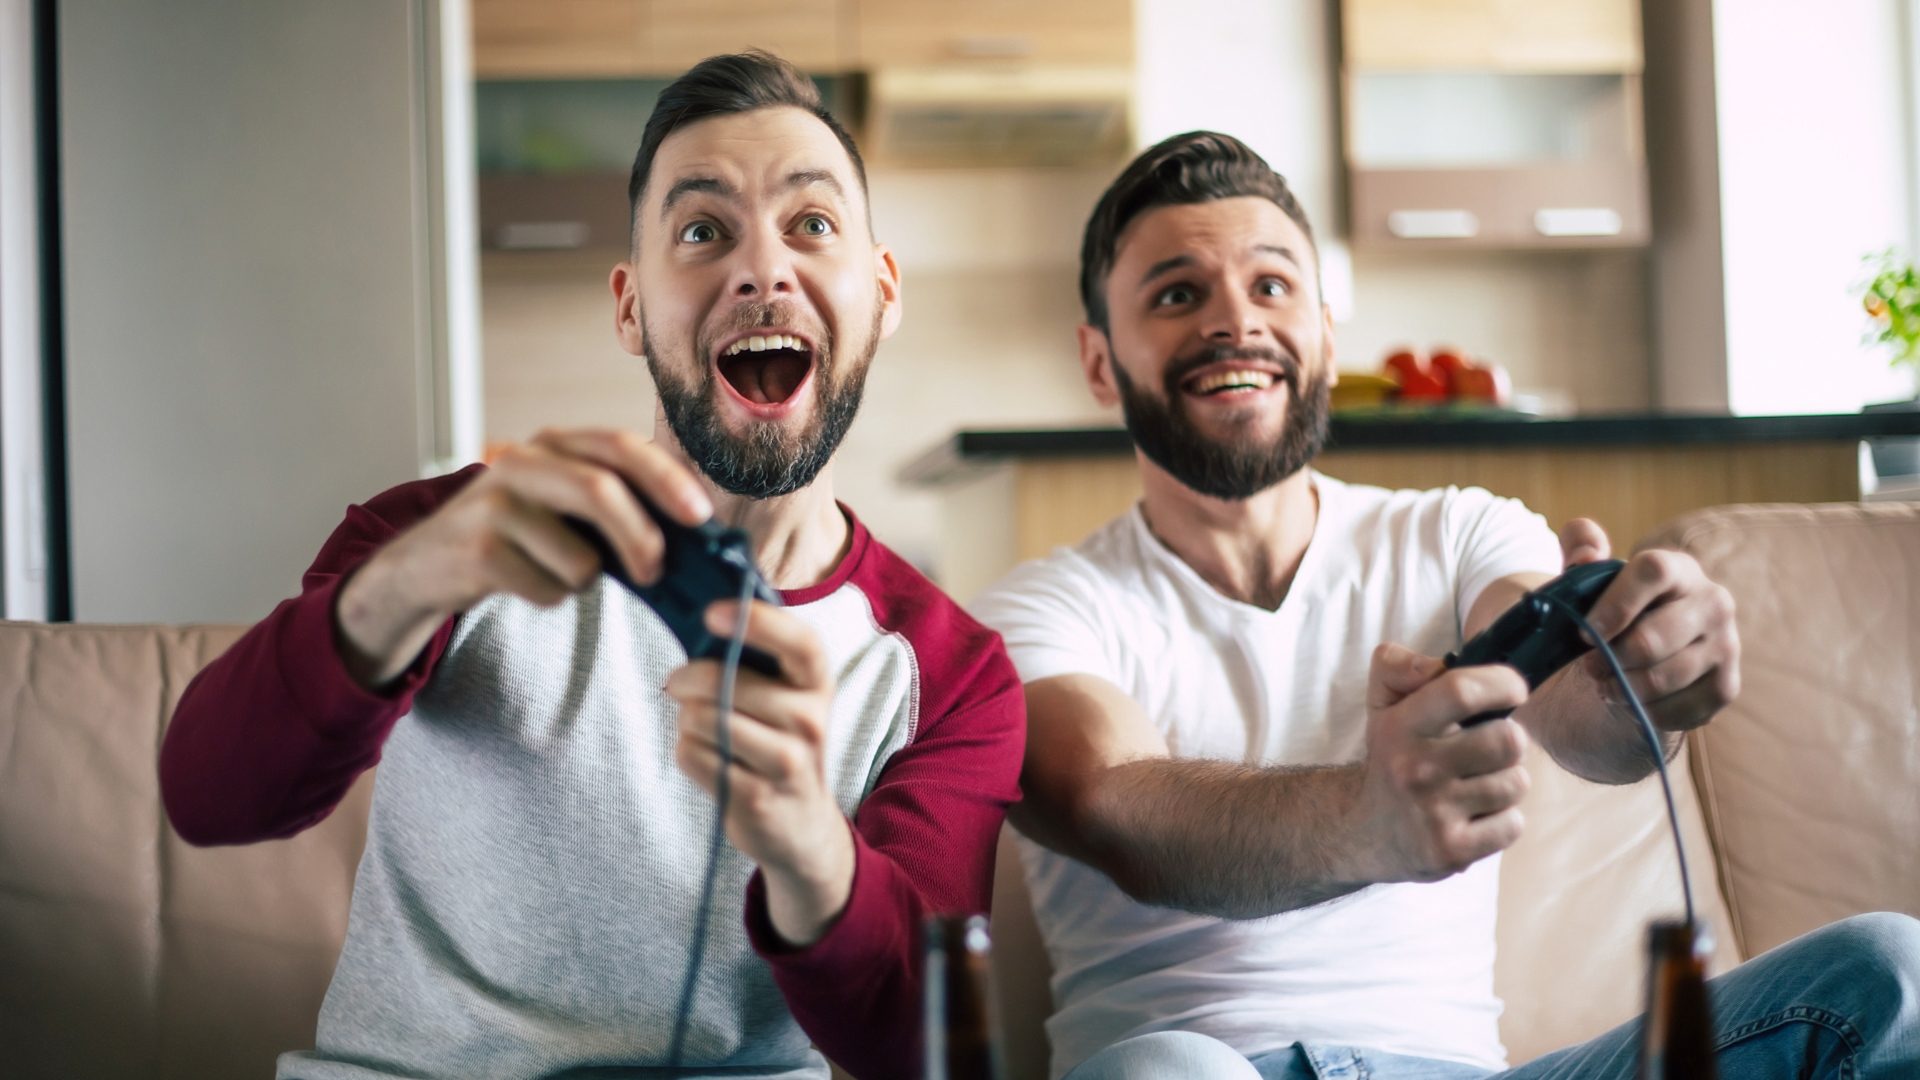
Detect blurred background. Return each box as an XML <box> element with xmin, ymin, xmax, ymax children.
<box><xmin>3</xmin><ymin>0</ymin><xmax>1919</xmax><ymax>620</ymax></box>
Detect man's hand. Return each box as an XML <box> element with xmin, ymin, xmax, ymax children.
<box><xmin>334</xmin><ymin>428</ymin><xmax>713</xmax><ymax>689</ymax></box>
<box><xmin>665</xmin><ymin>600</ymin><xmax>853</xmax><ymax>948</ymax></box>
<box><xmin>1559</xmin><ymin>519</ymin><xmax>1741</xmax><ymax>736</ymax></box>
<box><xmin>1354</xmin><ymin>644</ymin><xmax>1532</xmax><ymax>883</ymax></box>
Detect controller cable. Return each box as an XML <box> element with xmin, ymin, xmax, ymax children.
<box><xmin>664</xmin><ymin>564</ymin><xmax>762</xmax><ymax>1072</ymax></box>
<box><xmin>1535</xmin><ymin>593</ymin><xmax>1696</xmax><ymax>927</ymax></box>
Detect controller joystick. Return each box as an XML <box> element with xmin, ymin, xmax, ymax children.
<box><xmin>1444</xmin><ymin>558</ymin><xmax>1625</xmax><ymax>725</ymax></box>
<box><xmin>566</xmin><ymin>497</ymin><xmax>783</xmax><ymax>678</ymax></box>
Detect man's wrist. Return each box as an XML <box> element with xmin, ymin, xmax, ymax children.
<box><xmin>333</xmin><ymin>550</ymin><xmax>451</xmax><ymax>690</ymax></box>
<box><xmin>760</xmin><ymin>813</ymin><xmax>857</xmax><ymax>948</ymax></box>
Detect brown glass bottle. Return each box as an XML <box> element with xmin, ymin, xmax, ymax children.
<box><xmin>924</xmin><ymin>914</ymin><xmax>1002</xmax><ymax>1080</ymax></box>
<box><xmin>1640</xmin><ymin>920</ymin><xmax>1720</xmax><ymax>1080</ymax></box>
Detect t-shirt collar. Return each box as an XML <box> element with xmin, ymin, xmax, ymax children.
<box><xmin>1127</xmin><ymin>469</ymin><xmax>1341</xmax><ymax>619</ymax></box>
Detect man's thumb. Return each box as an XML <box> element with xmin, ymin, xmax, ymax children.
<box><xmin>1559</xmin><ymin>517</ymin><xmax>1611</xmax><ymax>568</ymax></box>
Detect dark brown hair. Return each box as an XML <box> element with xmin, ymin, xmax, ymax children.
<box><xmin>628</xmin><ymin>50</ymin><xmax>867</xmax><ymax>228</ymax></box>
<box><xmin>1079</xmin><ymin>131</ymin><xmax>1315</xmax><ymax>331</ymax></box>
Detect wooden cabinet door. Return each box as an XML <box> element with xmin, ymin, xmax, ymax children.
<box><xmin>650</xmin><ymin>0</ymin><xmax>845</xmax><ymax>73</ymax></box>
<box><xmin>856</xmin><ymin>0</ymin><xmax>1132</xmax><ymax>68</ymax></box>
<box><xmin>1346</xmin><ymin>0</ymin><xmax>1641</xmax><ymax>72</ymax></box>
<box><xmin>473</xmin><ymin>0</ymin><xmax>649</xmax><ymax>78</ymax></box>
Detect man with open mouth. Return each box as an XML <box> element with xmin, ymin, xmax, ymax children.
<box><xmin>158</xmin><ymin>52</ymin><xmax>1024</xmax><ymax>1080</ymax></box>
<box><xmin>971</xmin><ymin>132</ymin><xmax>1918</xmax><ymax>1080</ymax></box>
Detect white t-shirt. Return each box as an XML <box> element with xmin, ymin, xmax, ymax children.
<box><xmin>970</xmin><ymin>472</ymin><xmax>1562</xmax><ymax>1078</ymax></box>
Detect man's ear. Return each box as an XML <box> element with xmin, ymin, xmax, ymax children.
<box><xmin>611</xmin><ymin>261</ymin><xmax>645</xmax><ymax>357</ymax></box>
<box><xmin>1077</xmin><ymin>323</ymin><xmax>1122</xmax><ymax>408</ymax></box>
<box><xmin>1321</xmin><ymin>302</ymin><xmax>1339</xmax><ymax>387</ymax></box>
<box><xmin>875</xmin><ymin>243</ymin><xmax>903</xmax><ymax>342</ymax></box>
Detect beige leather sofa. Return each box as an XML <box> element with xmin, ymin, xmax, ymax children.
<box><xmin>4</xmin><ymin>502</ymin><xmax>1917</xmax><ymax>1079</ymax></box>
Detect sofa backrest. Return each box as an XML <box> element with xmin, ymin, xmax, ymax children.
<box><xmin>0</xmin><ymin>621</ymin><xmax>374</xmax><ymax>1080</ymax></box>
<box><xmin>1642</xmin><ymin>502</ymin><xmax>1920</xmax><ymax>958</ymax></box>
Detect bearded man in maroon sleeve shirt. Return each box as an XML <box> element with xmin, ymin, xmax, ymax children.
<box><xmin>158</xmin><ymin>51</ymin><xmax>1024</xmax><ymax>1080</ymax></box>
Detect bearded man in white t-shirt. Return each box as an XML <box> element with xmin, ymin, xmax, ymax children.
<box><xmin>970</xmin><ymin>132</ymin><xmax>1920</xmax><ymax>1080</ymax></box>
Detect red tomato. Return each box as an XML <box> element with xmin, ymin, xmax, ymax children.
<box><xmin>1382</xmin><ymin>349</ymin><xmax>1448</xmax><ymax>400</ymax></box>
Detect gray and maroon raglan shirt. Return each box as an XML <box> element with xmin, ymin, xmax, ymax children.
<box><xmin>159</xmin><ymin>465</ymin><xmax>1026</xmax><ymax>1080</ymax></box>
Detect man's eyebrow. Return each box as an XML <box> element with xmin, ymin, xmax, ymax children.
<box><xmin>1139</xmin><ymin>254</ymin><xmax>1194</xmax><ymax>287</ymax></box>
<box><xmin>1253</xmin><ymin>243</ymin><xmax>1302</xmax><ymax>266</ymax></box>
<box><xmin>660</xmin><ymin>175</ymin><xmax>734</xmax><ymax>216</ymax></box>
<box><xmin>785</xmin><ymin>169</ymin><xmax>844</xmax><ymax>198</ymax></box>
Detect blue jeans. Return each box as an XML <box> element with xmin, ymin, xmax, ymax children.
<box><xmin>1063</xmin><ymin>913</ymin><xmax>1920</xmax><ymax>1080</ymax></box>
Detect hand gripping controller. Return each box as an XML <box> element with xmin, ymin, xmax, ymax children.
<box><xmin>1443</xmin><ymin>558</ymin><xmax>1625</xmax><ymax>725</ymax></box>
<box><xmin>566</xmin><ymin>498</ymin><xmax>783</xmax><ymax>678</ymax></box>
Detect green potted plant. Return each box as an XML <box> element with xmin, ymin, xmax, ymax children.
<box><xmin>1858</xmin><ymin>253</ymin><xmax>1920</xmax><ymax>480</ymax></box>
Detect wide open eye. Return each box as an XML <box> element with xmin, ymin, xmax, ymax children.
<box><xmin>1155</xmin><ymin>284</ymin><xmax>1198</xmax><ymax>307</ymax></box>
<box><xmin>1256</xmin><ymin>277</ymin><xmax>1289</xmax><ymax>298</ymax></box>
<box><xmin>680</xmin><ymin>220</ymin><xmax>719</xmax><ymax>244</ymax></box>
<box><xmin>797</xmin><ymin>215</ymin><xmax>833</xmax><ymax>237</ymax></box>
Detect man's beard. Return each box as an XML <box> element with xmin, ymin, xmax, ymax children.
<box><xmin>1111</xmin><ymin>343</ymin><xmax>1331</xmax><ymax>501</ymax></box>
<box><xmin>646</xmin><ymin>300</ymin><xmax>879</xmax><ymax>500</ymax></box>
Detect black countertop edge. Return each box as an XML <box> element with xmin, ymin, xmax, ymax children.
<box><xmin>900</xmin><ymin>411</ymin><xmax>1920</xmax><ymax>485</ymax></box>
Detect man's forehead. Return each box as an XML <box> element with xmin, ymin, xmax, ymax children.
<box><xmin>647</xmin><ymin>106</ymin><xmax>858</xmax><ymax>214</ymax></box>
<box><xmin>1117</xmin><ymin>197</ymin><xmax>1309</xmax><ymax>271</ymax></box>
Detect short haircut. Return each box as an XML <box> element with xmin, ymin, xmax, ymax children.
<box><xmin>628</xmin><ymin>50</ymin><xmax>868</xmax><ymax>231</ymax></box>
<box><xmin>1079</xmin><ymin>131</ymin><xmax>1316</xmax><ymax>332</ymax></box>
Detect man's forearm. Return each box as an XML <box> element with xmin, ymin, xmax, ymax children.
<box><xmin>1522</xmin><ymin>665</ymin><xmax>1680</xmax><ymax>785</ymax></box>
<box><xmin>1016</xmin><ymin>758</ymin><xmax>1375</xmax><ymax>920</ymax></box>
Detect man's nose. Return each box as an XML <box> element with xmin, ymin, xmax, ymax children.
<box><xmin>726</xmin><ymin>225</ymin><xmax>797</xmax><ymax>300</ymax></box>
<box><xmin>1201</xmin><ymin>288</ymin><xmax>1267</xmax><ymax>346</ymax></box>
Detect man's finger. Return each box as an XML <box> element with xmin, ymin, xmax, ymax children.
<box><xmin>491</xmin><ymin>443</ymin><xmax>664</xmax><ymax>583</ymax></box>
<box><xmin>667</xmin><ymin>661</ymin><xmax>824</xmax><ymax>742</ymax></box>
<box><xmin>1451</xmin><ymin>764</ymin><xmax>1531</xmax><ymax>819</ymax></box>
<box><xmin>1368</xmin><ymin>643</ymin><xmax>1446</xmax><ymax>708</ymax></box>
<box><xmin>1404</xmin><ymin>664</ymin><xmax>1529</xmax><ymax>738</ymax></box>
<box><xmin>705</xmin><ymin>601</ymin><xmax>831</xmax><ymax>691</ymax></box>
<box><xmin>1457</xmin><ymin>806</ymin><xmax>1526</xmax><ymax>860</ymax></box>
<box><xmin>486</xmin><ymin>534</ymin><xmax>580</xmax><ymax>607</ymax></box>
<box><xmin>492</xmin><ymin>498</ymin><xmax>603</xmax><ymax>591</ymax></box>
<box><xmin>674</xmin><ymin>698</ymin><xmax>808</xmax><ymax>782</ymax></box>
<box><xmin>1435</xmin><ymin>716</ymin><xmax>1530</xmax><ymax>779</ymax></box>
<box><xmin>1559</xmin><ymin>517</ymin><xmax>1611</xmax><ymax>568</ymax></box>
<box><xmin>1582</xmin><ymin>548</ymin><xmax>1701</xmax><ymax>644</ymax></box>
<box><xmin>531</xmin><ymin>428</ymin><xmax>713</xmax><ymax>527</ymax></box>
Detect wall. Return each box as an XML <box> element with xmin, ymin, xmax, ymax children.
<box><xmin>61</xmin><ymin>0</ymin><xmax>447</xmax><ymax>622</ymax></box>
<box><xmin>1713</xmin><ymin>0</ymin><xmax>1918</xmax><ymax>414</ymax></box>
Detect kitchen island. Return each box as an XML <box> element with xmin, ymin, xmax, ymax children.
<box><xmin>902</xmin><ymin>412</ymin><xmax>1920</xmax><ymax>600</ymax></box>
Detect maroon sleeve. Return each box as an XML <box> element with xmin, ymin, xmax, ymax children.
<box><xmin>159</xmin><ymin>464</ymin><xmax>486</xmax><ymax>846</ymax></box>
<box><xmin>743</xmin><ymin>531</ymin><xmax>1027</xmax><ymax>1080</ymax></box>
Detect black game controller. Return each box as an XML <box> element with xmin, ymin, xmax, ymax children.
<box><xmin>1443</xmin><ymin>558</ymin><xmax>1625</xmax><ymax>725</ymax></box>
<box><xmin>566</xmin><ymin>498</ymin><xmax>783</xmax><ymax>678</ymax></box>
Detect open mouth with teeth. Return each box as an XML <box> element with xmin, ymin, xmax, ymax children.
<box><xmin>1184</xmin><ymin>368</ymin><xmax>1282</xmax><ymax>396</ymax></box>
<box><xmin>718</xmin><ymin>333</ymin><xmax>815</xmax><ymax>409</ymax></box>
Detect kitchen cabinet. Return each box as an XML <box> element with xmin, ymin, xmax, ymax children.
<box><xmin>1346</xmin><ymin>0</ymin><xmax>1640</xmax><ymax>72</ymax></box>
<box><xmin>1342</xmin><ymin>0</ymin><xmax>1649</xmax><ymax>250</ymax></box>
<box><xmin>856</xmin><ymin>0</ymin><xmax>1130</xmax><ymax>68</ymax></box>
<box><xmin>652</xmin><ymin>0</ymin><xmax>844</xmax><ymax>73</ymax></box>
<box><xmin>473</xmin><ymin>0</ymin><xmax>649</xmax><ymax>78</ymax></box>
<box><xmin>473</xmin><ymin>0</ymin><xmax>1127</xmax><ymax>78</ymax></box>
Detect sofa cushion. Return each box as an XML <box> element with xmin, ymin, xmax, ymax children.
<box><xmin>1642</xmin><ymin>502</ymin><xmax>1920</xmax><ymax>959</ymax></box>
<box><xmin>0</xmin><ymin>622</ymin><xmax>374</xmax><ymax>1080</ymax></box>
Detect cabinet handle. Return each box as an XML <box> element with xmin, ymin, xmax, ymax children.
<box><xmin>1534</xmin><ymin>208</ymin><xmax>1622</xmax><ymax>237</ymax></box>
<box><xmin>1387</xmin><ymin>209</ymin><xmax>1478</xmax><ymax>239</ymax></box>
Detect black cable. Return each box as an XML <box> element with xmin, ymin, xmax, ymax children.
<box><xmin>1537</xmin><ymin>593</ymin><xmax>1697</xmax><ymax>927</ymax></box>
<box><xmin>664</xmin><ymin>567</ymin><xmax>761</xmax><ymax>1072</ymax></box>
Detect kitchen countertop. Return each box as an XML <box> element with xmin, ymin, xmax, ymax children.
<box><xmin>900</xmin><ymin>411</ymin><xmax>1920</xmax><ymax>485</ymax></box>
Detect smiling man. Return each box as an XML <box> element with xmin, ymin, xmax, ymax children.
<box><xmin>159</xmin><ymin>53</ymin><xmax>1023</xmax><ymax>1080</ymax></box>
<box><xmin>970</xmin><ymin>132</ymin><xmax>1920</xmax><ymax>1080</ymax></box>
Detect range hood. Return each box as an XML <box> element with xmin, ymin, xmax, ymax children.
<box><xmin>864</xmin><ymin>66</ymin><xmax>1132</xmax><ymax>167</ymax></box>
